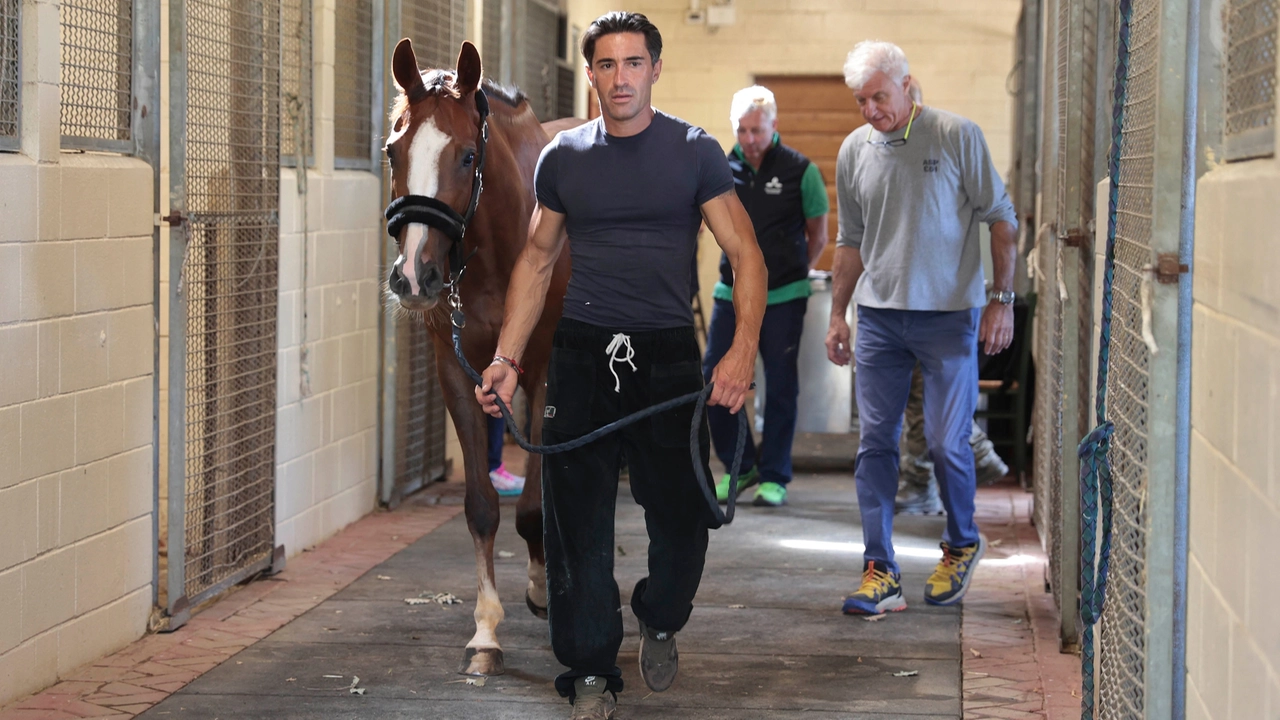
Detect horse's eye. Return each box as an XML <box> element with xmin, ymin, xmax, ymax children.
<box><xmin>462</xmin><ymin>150</ymin><xmax>476</xmax><ymax>168</ymax></box>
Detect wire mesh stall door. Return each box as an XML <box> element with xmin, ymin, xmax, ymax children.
<box><xmin>1041</xmin><ymin>0</ymin><xmax>1101</xmax><ymax>651</ymax></box>
<box><xmin>0</xmin><ymin>0</ymin><xmax>18</xmax><ymax>151</ymax></box>
<box><xmin>1092</xmin><ymin>0</ymin><xmax>1186</xmax><ymax>716</ymax></box>
<box><xmin>1030</xmin><ymin>0</ymin><xmax>1066</xmax><ymax>639</ymax></box>
<box><xmin>520</xmin><ymin>0</ymin><xmax>559</xmax><ymax>121</ymax></box>
<box><xmin>387</xmin><ymin>316</ymin><xmax>449</xmax><ymax>506</ymax></box>
<box><xmin>1224</xmin><ymin>0</ymin><xmax>1279</xmax><ymax>159</ymax></box>
<box><xmin>59</xmin><ymin>0</ymin><xmax>133</xmax><ymax>150</ymax></box>
<box><xmin>167</xmin><ymin>0</ymin><xmax>282</xmax><ymax>624</ymax></box>
<box><xmin>402</xmin><ymin>0</ymin><xmax>467</xmax><ymax>70</ymax></box>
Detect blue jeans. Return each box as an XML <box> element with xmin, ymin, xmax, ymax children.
<box><xmin>854</xmin><ymin>306</ymin><xmax>981</xmax><ymax>573</ymax></box>
<box><xmin>702</xmin><ymin>298</ymin><xmax>807</xmax><ymax>487</ymax></box>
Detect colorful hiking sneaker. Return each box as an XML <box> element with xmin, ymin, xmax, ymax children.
<box><xmin>637</xmin><ymin>619</ymin><xmax>679</xmax><ymax>692</ymax></box>
<box><xmin>714</xmin><ymin>467</ymin><xmax>759</xmax><ymax>503</ymax></box>
<box><xmin>489</xmin><ymin>463</ymin><xmax>525</xmax><ymax>497</ymax></box>
<box><xmin>752</xmin><ymin>481</ymin><xmax>788</xmax><ymax>507</ymax></box>
<box><xmin>570</xmin><ymin>676</ymin><xmax>616</xmax><ymax>720</ymax></box>
<box><xmin>924</xmin><ymin>537</ymin><xmax>987</xmax><ymax>606</ymax></box>
<box><xmin>841</xmin><ymin>561</ymin><xmax>907</xmax><ymax>615</ymax></box>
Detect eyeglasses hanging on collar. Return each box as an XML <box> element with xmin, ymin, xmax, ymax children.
<box><xmin>867</xmin><ymin>102</ymin><xmax>917</xmax><ymax>148</ymax></box>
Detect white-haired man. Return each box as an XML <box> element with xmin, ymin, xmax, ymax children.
<box><xmin>825</xmin><ymin>41</ymin><xmax>1018</xmax><ymax>614</ymax></box>
<box><xmin>704</xmin><ymin>85</ymin><xmax>829</xmax><ymax>508</ymax></box>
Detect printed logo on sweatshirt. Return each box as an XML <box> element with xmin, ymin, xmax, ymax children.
<box><xmin>764</xmin><ymin>176</ymin><xmax>783</xmax><ymax>195</ymax></box>
<box><xmin>923</xmin><ymin>159</ymin><xmax>940</xmax><ymax>173</ymax></box>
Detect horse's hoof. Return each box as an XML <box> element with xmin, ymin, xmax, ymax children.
<box><xmin>526</xmin><ymin>591</ymin><xmax>549</xmax><ymax>620</ymax></box>
<box><xmin>460</xmin><ymin>647</ymin><xmax>506</xmax><ymax>676</ymax></box>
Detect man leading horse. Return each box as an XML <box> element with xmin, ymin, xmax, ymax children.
<box><xmin>476</xmin><ymin>11</ymin><xmax>766</xmax><ymax>720</ymax></box>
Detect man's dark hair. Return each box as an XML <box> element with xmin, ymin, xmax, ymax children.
<box><xmin>580</xmin><ymin>11</ymin><xmax>662</xmax><ymax>66</ymax></box>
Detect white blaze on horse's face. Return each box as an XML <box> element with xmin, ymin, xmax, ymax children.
<box><xmin>398</xmin><ymin>117</ymin><xmax>451</xmax><ymax>296</ymax></box>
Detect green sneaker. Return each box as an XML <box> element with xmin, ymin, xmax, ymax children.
<box><xmin>752</xmin><ymin>481</ymin><xmax>787</xmax><ymax>507</ymax></box>
<box><xmin>714</xmin><ymin>467</ymin><xmax>759</xmax><ymax>503</ymax></box>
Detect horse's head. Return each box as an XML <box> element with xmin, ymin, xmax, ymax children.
<box><xmin>384</xmin><ymin>39</ymin><xmax>487</xmax><ymax>312</ymax></box>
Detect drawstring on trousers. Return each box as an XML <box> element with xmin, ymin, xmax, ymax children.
<box><xmin>605</xmin><ymin>333</ymin><xmax>636</xmax><ymax>393</ymax></box>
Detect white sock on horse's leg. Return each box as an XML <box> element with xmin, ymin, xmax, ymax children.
<box><xmin>526</xmin><ymin>558</ymin><xmax>548</xmax><ymax>609</ymax></box>
<box><xmin>467</xmin><ymin>553</ymin><xmax>505</xmax><ymax>650</ymax></box>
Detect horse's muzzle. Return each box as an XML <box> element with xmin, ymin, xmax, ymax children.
<box><xmin>389</xmin><ymin>256</ymin><xmax>444</xmax><ymax>311</ymax></box>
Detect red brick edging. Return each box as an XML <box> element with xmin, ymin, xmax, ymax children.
<box><xmin>964</xmin><ymin>484</ymin><xmax>1083</xmax><ymax>720</ymax></box>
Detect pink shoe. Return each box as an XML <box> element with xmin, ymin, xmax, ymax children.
<box><xmin>489</xmin><ymin>463</ymin><xmax>525</xmax><ymax>497</ymax></box>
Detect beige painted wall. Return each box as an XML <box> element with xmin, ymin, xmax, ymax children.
<box><xmin>562</xmin><ymin>0</ymin><xmax>1021</xmax><ymax>312</ymax></box>
<box><xmin>1187</xmin><ymin>146</ymin><xmax>1280</xmax><ymax>717</ymax></box>
<box><xmin>273</xmin><ymin>169</ymin><xmax>382</xmax><ymax>555</ymax></box>
<box><xmin>0</xmin><ymin>4</ymin><xmax>156</xmax><ymax>701</ymax></box>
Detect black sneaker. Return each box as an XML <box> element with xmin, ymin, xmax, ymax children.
<box><xmin>570</xmin><ymin>676</ymin><xmax>616</xmax><ymax>720</ymax></box>
<box><xmin>637</xmin><ymin>619</ymin><xmax>679</xmax><ymax>691</ymax></box>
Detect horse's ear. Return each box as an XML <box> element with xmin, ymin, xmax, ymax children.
<box><xmin>455</xmin><ymin>41</ymin><xmax>482</xmax><ymax>94</ymax></box>
<box><xmin>392</xmin><ymin>38</ymin><xmax>424</xmax><ymax>97</ymax></box>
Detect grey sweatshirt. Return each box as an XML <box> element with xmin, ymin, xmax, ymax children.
<box><xmin>835</xmin><ymin>106</ymin><xmax>1017</xmax><ymax>311</ymax></box>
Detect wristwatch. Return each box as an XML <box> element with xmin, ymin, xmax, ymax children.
<box><xmin>989</xmin><ymin>290</ymin><xmax>1016</xmax><ymax>305</ymax></box>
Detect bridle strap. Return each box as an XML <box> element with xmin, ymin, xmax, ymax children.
<box><xmin>384</xmin><ymin>87</ymin><xmax>491</xmax><ymax>280</ymax></box>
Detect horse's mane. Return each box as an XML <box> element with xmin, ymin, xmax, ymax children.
<box><xmin>390</xmin><ymin>69</ymin><xmax>529</xmax><ymax>122</ymax></box>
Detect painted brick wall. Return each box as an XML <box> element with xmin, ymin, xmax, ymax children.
<box><xmin>1187</xmin><ymin>153</ymin><xmax>1280</xmax><ymax>718</ymax></box>
<box><xmin>0</xmin><ymin>155</ymin><xmax>156</xmax><ymax>704</ymax></box>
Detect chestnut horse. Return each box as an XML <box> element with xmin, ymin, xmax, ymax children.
<box><xmin>383</xmin><ymin>38</ymin><xmax>577</xmax><ymax>676</ymax></box>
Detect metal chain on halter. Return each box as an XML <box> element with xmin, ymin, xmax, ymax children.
<box><xmin>1078</xmin><ymin>0</ymin><xmax>1131</xmax><ymax>715</ymax></box>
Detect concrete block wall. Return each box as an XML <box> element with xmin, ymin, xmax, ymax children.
<box><xmin>562</xmin><ymin>0</ymin><xmax>1021</xmax><ymax>314</ymax></box>
<box><xmin>0</xmin><ymin>1</ymin><xmax>157</xmax><ymax>706</ymax></box>
<box><xmin>273</xmin><ymin>170</ymin><xmax>382</xmax><ymax>556</ymax></box>
<box><xmin>269</xmin><ymin>0</ymin><xmax>382</xmax><ymax>555</ymax></box>
<box><xmin>1188</xmin><ymin>150</ymin><xmax>1280</xmax><ymax>718</ymax></box>
<box><xmin>0</xmin><ymin>153</ymin><xmax>156</xmax><ymax>705</ymax></box>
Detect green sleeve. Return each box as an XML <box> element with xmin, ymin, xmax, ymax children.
<box><xmin>800</xmin><ymin>162</ymin><xmax>829</xmax><ymax>219</ymax></box>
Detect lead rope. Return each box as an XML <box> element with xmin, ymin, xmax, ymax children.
<box><xmin>451</xmin><ymin>323</ymin><xmax>747</xmax><ymax>527</ymax></box>
<box><xmin>1078</xmin><ymin>0</ymin><xmax>1131</xmax><ymax>716</ymax></box>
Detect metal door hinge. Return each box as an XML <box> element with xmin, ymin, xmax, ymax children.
<box><xmin>161</xmin><ymin>212</ymin><xmax>186</xmax><ymax>227</ymax></box>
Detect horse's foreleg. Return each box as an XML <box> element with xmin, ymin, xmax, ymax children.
<box><xmin>517</xmin><ymin>373</ymin><xmax>548</xmax><ymax>619</ymax></box>
<box><xmin>439</xmin><ymin>360</ymin><xmax>507</xmax><ymax>677</ymax></box>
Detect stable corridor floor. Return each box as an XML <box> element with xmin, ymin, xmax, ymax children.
<box><xmin>138</xmin><ymin>474</ymin><xmax>963</xmax><ymax>719</ymax></box>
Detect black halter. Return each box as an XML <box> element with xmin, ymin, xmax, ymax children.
<box><xmin>384</xmin><ymin>88</ymin><xmax>491</xmax><ymax>294</ymax></box>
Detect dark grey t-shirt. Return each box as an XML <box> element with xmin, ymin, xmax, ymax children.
<box><xmin>535</xmin><ymin>111</ymin><xmax>734</xmax><ymax>331</ymax></box>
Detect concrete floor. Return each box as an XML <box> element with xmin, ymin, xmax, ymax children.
<box><xmin>139</xmin><ymin>473</ymin><xmax>962</xmax><ymax>719</ymax></box>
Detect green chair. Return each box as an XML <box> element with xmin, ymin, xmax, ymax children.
<box><xmin>974</xmin><ymin>292</ymin><xmax>1036</xmax><ymax>486</ymax></box>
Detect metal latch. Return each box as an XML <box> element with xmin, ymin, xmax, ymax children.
<box><xmin>160</xmin><ymin>212</ymin><xmax>186</xmax><ymax>227</ymax></box>
<box><xmin>1062</xmin><ymin>228</ymin><xmax>1091</xmax><ymax>249</ymax></box>
<box><xmin>1155</xmin><ymin>253</ymin><xmax>1189</xmax><ymax>284</ymax></box>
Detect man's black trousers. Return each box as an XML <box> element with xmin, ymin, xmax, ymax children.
<box><xmin>541</xmin><ymin>318</ymin><xmax>717</xmax><ymax>701</ymax></box>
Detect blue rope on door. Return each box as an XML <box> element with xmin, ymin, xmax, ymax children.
<box><xmin>1077</xmin><ymin>0</ymin><xmax>1132</xmax><ymax>717</ymax></box>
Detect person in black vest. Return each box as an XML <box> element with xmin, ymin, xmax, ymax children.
<box><xmin>704</xmin><ymin>85</ymin><xmax>829</xmax><ymax>508</ymax></box>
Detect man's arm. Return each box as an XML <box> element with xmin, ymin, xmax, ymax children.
<box><xmin>825</xmin><ymin>246</ymin><xmax>863</xmax><ymax>366</ymax></box>
<box><xmin>805</xmin><ymin>214</ymin><xmax>829</xmax><ymax>267</ymax></box>
<box><xmin>700</xmin><ymin>189</ymin><xmax>766</xmax><ymax>414</ymax></box>
<box><xmin>825</xmin><ymin>138</ymin><xmax>863</xmax><ymax>366</ymax></box>
<box><xmin>978</xmin><ymin>220</ymin><xmax>1017</xmax><ymax>355</ymax></box>
<box><xmin>476</xmin><ymin>204</ymin><xmax>567</xmax><ymax>416</ymax></box>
